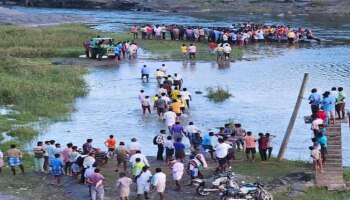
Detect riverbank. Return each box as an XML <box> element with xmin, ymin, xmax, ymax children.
<box><xmin>3</xmin><ymin>0</ymin><xmax>350</xmax><ymax>15</ymax></box>
<box><xmin>0</xmin><ymin>152</ymin><xmax>349</xmax><ymax>200</ymax></box>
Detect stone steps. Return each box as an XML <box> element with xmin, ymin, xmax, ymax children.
<box><xmin>314</xmin><ymin>123</ymin><xmax>346</xmax><ymax>191</ymax></box>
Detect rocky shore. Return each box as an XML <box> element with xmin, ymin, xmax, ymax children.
<box><xmin>2</xmin><ymin>0</ymin><xmax>350</xmax><ymax>15</ymax></box>
<box><xmin>0</xmin><ymin>6</ymin><xmax>88</xmax><ymax>27</ymax></box>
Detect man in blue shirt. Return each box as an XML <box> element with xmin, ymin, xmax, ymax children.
<box><xmin>171</xmin><ymin>122</ymin><xmax>185</xmax><ymax>140</ymax></box>
<box><xmin>141</xmin><ymin>65</ymin><xmax>150</xmax><ymax>83</ymax></box>
<box><xmin>113</xmin><ymin>44</ymin><xmax>121</xmax><ymax>61</ymax></box>
<box><xmin>308</xmin><ymin>88</ymin><xmax>321</xmax><ymax>117</ymax></box>
<box><xmin>321</xmin><ymin>91</ymin><xmax>336</xmax><ymax>125</ymax></box>
<box><xmin>201</xmin><ymin>132</ymin><xmax>214</xmax><ymax>160</ymax></box>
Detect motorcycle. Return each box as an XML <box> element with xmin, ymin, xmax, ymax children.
<box><xmin>195</xmin><ymin>171</ymin><xmax>239</xmax><ymax>196</ymax></box>
<box><xmin>78</xmin><ymin>148</ymin><xmax>108</xmax><ymax>167</ymax></box>
<box><xmin>219</xmin><ymin>179</ymin><xmax>273</xmax><ymax>200</ymax></box>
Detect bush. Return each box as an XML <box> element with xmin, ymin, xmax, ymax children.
<box><xmin>205</xmin><ymin>86</ymin><xmax>232</xmax><ymax>102</ymax></box>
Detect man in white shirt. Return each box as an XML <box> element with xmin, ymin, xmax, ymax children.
<box><xmin>170</xmin><ymin>159</ymin><xmax>184</xmax><ymax>191</ymax></box>
<box><xmin>163</xmin><ymin>108</ymin><xmax>177</xmax><ymax>132</ymax></box>
<box><xmin>152</xmin><ymin>168</ymin><xmax>166</xmax><ymax>200</ymax></box>
<box><xmin>185</xmin><ymin>121</ymin><xmax>201</xmax><ymax>147</ymax></box>
<box><xmin>215</xmin><ymin>138</ymin><xmax>232</xmax><ymax>173</ymax></box>
<box><xmin>181</xmin><ymin>88</ymin><xmax>192</xmax><ymax>108</ymax></box>
<box><xmin>129</xmin><ymin>150</ymin><xmax>149</xmax><ymax>167</ymax></box>
<box><xmin>136</xmin><ymin>166</ymin><xmax>152</xmax><ymax>200</ymax></box>
<box><xmin>128</xmin><ymin>138</ymin><xmax>142</xmax><ymax>157</ymax></box>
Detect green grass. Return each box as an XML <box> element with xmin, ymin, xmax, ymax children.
<box><xmin>0</xmin><ymin>24</ymin><xmax>104</xmax><ymax>150</ymax></box>
<box><xmin>130</xmin><ymin>37</ymin><xmax>243</xmax><ymax>61</ymax></box>
<box><xmin>274</xmin><ymin>187</ymin><xmax>350</xmax><ymax>200</ymax></box>
<box><xmin>205</xmin><ymin>86</ymin><xmax>233</xmax><ymax>102</ymax></box>
<box><xmin>232</xmin><ymin>152</ymin><xmax>312</xmax><ymax>182</ymax></box>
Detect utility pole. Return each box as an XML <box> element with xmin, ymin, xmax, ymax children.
<box><xmin>277</xmin><ymin>73</ymin><xmax>309</xmax><ymax>161</ymax></box>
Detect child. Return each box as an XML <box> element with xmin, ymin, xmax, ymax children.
<box><xmin>141</xmin><ymin>96</ymin><xmax>151</xmax><ymax>114</ymax></box>
<box><xmin>209</xmin><ymin>41</ymin><xmax>216</xmax><ymax>55</ymax></box>
<box><xmin>309</xmin><ymin>146</ymin><xmax>323</xmax><ymax>173</ymax></box>
<box><xmin>164</xmin><ymin>136</ymin><xmax>175</xmax><ymax>164</ymax></box>
<box><xmin>132</xmin><ymin>158</ymin><xmax>145</xmax><ymax>178</ymax></box>
<box><xmin>152</xmin><ymin>94</ymin><xmax>159</xmax><ymax>110</ymax></box>
<box><xmin>50</xmin><ymin>154</ymin><xmax>65</xmax><ymax>186</ymax></box>
<box><xmin>181</xmin><ymin>44</ymin><xmax>188</xmax><ymax>59</ymax></box>
<box><xmin>0</xmin><ymin>150</ymin><xmax>3</xmax><ymax>174</ymax></box>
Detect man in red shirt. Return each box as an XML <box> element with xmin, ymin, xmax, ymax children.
<box><xmin>258</xmin><ymin>133</ymin><xmax>268</xmax><ymax>162</ymax></box>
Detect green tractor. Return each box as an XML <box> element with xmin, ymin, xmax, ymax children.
<box><xmin>84</xmin><ymin>38</ymin><xmax>115</xmax><ymax>61</ymax></box>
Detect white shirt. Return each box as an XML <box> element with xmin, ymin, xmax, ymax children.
<box><xmin>0</xmin><ymin>151</ymin><xmax>3</xmax><ymax>158</ymax></box>
<box><xmin>136</xmin><ymin>170</ymin><xmax>152</xmax><ymax>185</ymax></box>
<box><xmin>215</xmin><ymin>143</ymin><xmax>232</xmax><ymax>158</ymax></box>
<box><xmin>181</xmin><ymin>91</ymin><xmax>191</xmax><ymax>100</ymax></box>
<box><xmin>185</xmin><ymin>125</ymin><xmax>200</xmax><ymax>135</ymax></box>
<box><xmin>158</xmin><ymin>88</ymin><xmax>167</xmax><ymax>96</ymax></box>
<box><xmin>129</xmin><ymin>153</ymin><xmax>149</xmax><ymax>166</ymax></box>
<box><xmin>163</xmin><ymin>111</ymin><xmax>177</xmax><ymax>126</ymax></box>
<box><xmin>312</xmin><ymin>118</ymin><xmax>323</xmax><ymax>130</ymax></box>
<box><xmin>172</xmin><ymin>162</ymin><xmax>184</xmax><ymax>174</ymax></box>
<box><xmin>173</xmin><ymin>75</ymin><xmax>182</xmax><ymax>81</ymax></box>
<box><xmin>128</xmin><ymin>142</ymin><xmax>142</xmax><ymax>151</ymax></box>
<box><xmin>164</xmin><ymin>140</ymin><xmax>174</xmax><ymax>149</ymax></box>
<box><xmin>84</xmin><ymin>166</ymin><xmax>96</xmax><ymax>178</ymax></box>
<box><xmin>152</xmin><ymin>172</ymin><xmax>166</xmax><ymax>186</ymax></box>
<box><xmin>330</xmin><ymin>91</ymin><xmax>338</xmax><ymax>99</ymax></box>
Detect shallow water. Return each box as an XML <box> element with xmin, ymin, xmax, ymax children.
<box><xmin>11</xmin><ymin>6</ymin><xmax>350</xmax><ymax>164</ymax></box>
<box><xmin>33</xmin><ymin>45</ymin><xmax>350</xmax><ymax>165</ymax></box>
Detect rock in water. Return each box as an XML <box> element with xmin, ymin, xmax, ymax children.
<box><xmin>195</xmin><ymin>91</ymin><xmax>203</xmax><ymax>94</ymax></box>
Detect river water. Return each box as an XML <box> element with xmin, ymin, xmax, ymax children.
<box><xmin>13</xmin><ymin>6</ymin><xmax>350</xmax><ymax>164</ymax></box>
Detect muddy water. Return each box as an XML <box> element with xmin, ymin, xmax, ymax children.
<box><xmin>13</xmin><ymin>6</ymin><xmax>350</xmax><ymax>164</ymax></box>
<box><xmin>34</xmin><ymin>45</ymin><xmax>350</xmax><ymax>165</ymax></box>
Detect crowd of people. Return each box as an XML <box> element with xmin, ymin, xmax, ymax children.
<box><xmin>131</xmin><ymin>23</ymin><xmax>320</xmax><ymax>45</ymax></box>
<box><xmin>308</xmin><ymin>87</ymin><xmax>347</xmax><ymax>173</ymax></box>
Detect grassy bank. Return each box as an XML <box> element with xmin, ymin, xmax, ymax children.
<box><xmin>0</xmin><ymin>24</ymin><xmax>104</xmax><ymax>150</ymax></box>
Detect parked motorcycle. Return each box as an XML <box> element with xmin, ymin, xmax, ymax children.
<box><xmin>219</xmin><ymin>179</ymin><xmax>273</xmax><ymax>200</ymax></box>
<box><xmin>78</xmin><ymin>148</ymin><xmax>108</xmax><ymax>167</ymax></box>
<box><xmin>195</xmin><ymin>171</ymin><xmax>239</xmax><ymax>196</ymax></box>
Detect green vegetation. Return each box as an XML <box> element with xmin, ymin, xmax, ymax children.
<box><xmin>205</xmin><ymin>86</ymin><xmax>233</xmax><ymax>102</ymax></box>
<box><xmin>0</xmin><ymin>24</ymin><xmax>104</xmax><ymax>150</ymax></box>
<box><xmin>274</xmin><ymin>187</ymin><xmax>350</xmax><ymax>200</ymax></box>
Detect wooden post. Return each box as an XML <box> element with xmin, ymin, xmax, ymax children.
<box><xmin>277</xmin><ymin>73</ymin><xmax>309</xmax><ymax>161</ymax></box>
